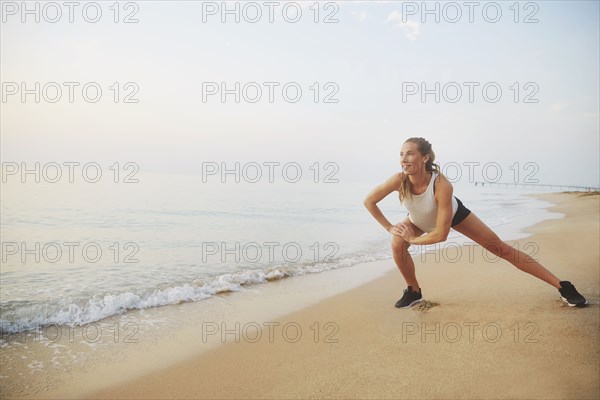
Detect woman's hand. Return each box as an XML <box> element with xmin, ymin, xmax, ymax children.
<box><xmin>389</xmin><ymin>222</ymin><xmax>415</xmax><ymax>243</ymax></box>
<box><xmin>387</xmin><ymin>224</ymin><xmax>402</xmax><ymax>237</ymax></box>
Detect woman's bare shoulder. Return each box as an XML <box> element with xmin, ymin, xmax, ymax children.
<box><xmin>390</xmin><ymin>172</ymin><xmax>404</xmax><ymax>186</ymax></box>
<box><xmin>434</xmin><ymin>172</ymin><xmax>454</xmax><ymax>193</ymax></box>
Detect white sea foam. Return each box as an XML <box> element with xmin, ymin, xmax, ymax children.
<box><xmin>0</xmin><ymin>249</ymin><xmax>398</xmax><ymax>334</ymax></box>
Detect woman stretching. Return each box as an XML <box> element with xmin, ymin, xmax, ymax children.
<box><xmin>363</xmin><ymin>137</ymin><xmax>588</xmax><ymax>308</ymax></box>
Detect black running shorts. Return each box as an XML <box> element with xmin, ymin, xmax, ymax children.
<box><xmin>451</xmin><ymin>196</ymin><xmax>471</xmax><ymax>227</ymax></box>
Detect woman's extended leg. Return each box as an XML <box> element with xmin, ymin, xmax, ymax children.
<box><xmin>451</xmin><ymin>213</ymin><xmax>562</xmax><ymax>289</ymax></box>
<box><xmin>391</xmin><ymin>217</ymin><xmax>425</xmax><ymax>289</ymax></box>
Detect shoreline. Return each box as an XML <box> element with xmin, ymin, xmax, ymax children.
<box><xmin>3</xmin><ymin>192</ymin><xmax>598</xmax><ymax>399</ymax></box>
<box><xmin>0</xmin><ymin>189</ymin><xmax>563</xmax><ymax>337</ymax></box>
<box><xmin>89</xmin><ymin>191</ymin><xmax>599</xmax><ymax>400</ymax></box>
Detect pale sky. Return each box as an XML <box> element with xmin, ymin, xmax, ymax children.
<box><xmin>1</xmin><ymin>0</ymin><xmax>598</xmax><ymax>187</ymax></box>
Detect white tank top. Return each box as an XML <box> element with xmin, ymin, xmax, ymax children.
<box><xmin>400</xmin><ymin>172</ymin><xmax>458</xmax><ymax>233</ymax></box>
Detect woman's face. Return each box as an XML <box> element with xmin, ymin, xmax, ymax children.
<box><xmin>400</xmin><ymin>141</ymin><xmax>428</xmax><ymax>175</ymax></box>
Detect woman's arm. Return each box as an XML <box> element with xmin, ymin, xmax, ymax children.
<box><xmin>363</xmin><ymin>173</ymin><xmax>401</xmax><ymax>233</ymax></box>
<box><xmin>405</xmin><ymin>175</ymin><xmax>453</xmax><ymax>245</ymax></box>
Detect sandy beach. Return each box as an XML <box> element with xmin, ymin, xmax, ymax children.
<box><xmin>74</xmin><ymin>192</ymin><xmax>598</xmax><ymax>400</ymax></box>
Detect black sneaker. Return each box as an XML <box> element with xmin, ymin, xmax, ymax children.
<box><xmin>558</xmin><ymin>281</ymin><xmax>588</xmax><ymax>307</ymax></box>
<box><xmin>395</xmin><ymin>286</ymin><xmax>423</xmax><ymax>308</ymax></box>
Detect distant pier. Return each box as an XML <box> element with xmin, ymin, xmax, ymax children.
<box><xmin>473</xmin><ymin>182</ymin><xmax>599</xmax><ymax>192</ymax></box>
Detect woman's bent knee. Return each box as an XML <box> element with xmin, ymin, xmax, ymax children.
<box><xmin>391</xmin><ymin>235</ymin><xmax>410</xmax><ymax>252</ymax></box>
